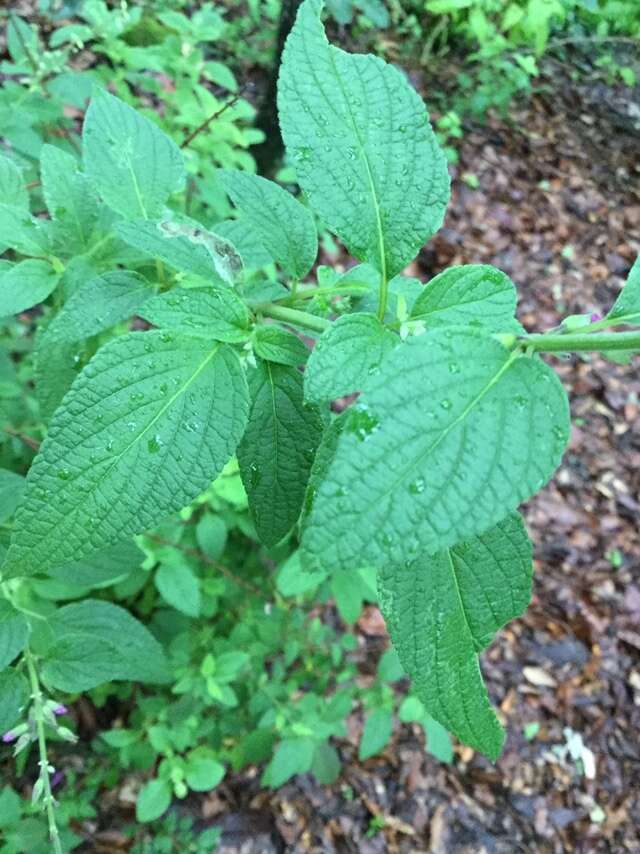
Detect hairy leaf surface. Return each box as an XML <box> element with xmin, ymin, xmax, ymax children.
<box><xmin>36</xmin><ymin>600</ymin><xmax>170</xmax><ymax>691</ymax></box>
<box><xmin>0</xmin><ymin>470</ymin><xmax>26</xmax><ymax>524</ymax></box>
<box><xmin>253</xmin><ymin>326</ymin><xmax>310</xmax><ymax>366</ymax></box>
<box><xmin>0</xmin><ymin>670</ymin><xmax>28</xmax><ymax>732</ymax></box>
<box><xmin>378</xmin><ymin>514</ymin><xmax>532</xmax><ymax>759</ymax></box>
<box><xmin>140</xmin><ymin>287</ymin><xmax>250</xmax><ymax>343</ymax></box>
<box><xmin>34</xmin><ymin>271</ymin><xmax>155</xmax><ymax>419</ymax></box>
<box><xmin>40</xmin><ymin>144</ymin><xmax>100</xmax><ymax>247</ymax></box>
<box><xmin>0</xmin><ymin>601</ymin><xmax>29</xmax><ymax>670</ymax></box>
<box><xmin>3</xmin><ymin>333</ymin><xmax>249</xmax><ymax>577</ymax></box>
<box><xmin>0</xmin><ymin>155</ymin><xmax>28</xmax><ymax>209</ymax></box>
<box><xmin>46</xmin><ymin>541</ymin><xmax>144</xmax><ymax>587</ymax></box>
<box><xmin>218</xmin><ymin>170</ymin><xmax>317</xmax><ymax>278</ymax></box>
<box><xmin>0</xmin><ymin>205</ymin><xmax>52</xmax><ymax>256</ymax></box>
<box><xmin>0</xmin><ymin>260</ymin><xmax>59</xmax><ymax>319</ymax></box>
<box><xmin>278</xmin><ymin>0</ymin><xmax>449</xmax><ymax>279</ymax></box>
<box><xmin>304</xmin><ymin>313</ymin><xmax>398</xmax><ymax>403</ymax></box>
<box><xmin>607</xmin><ymin>254</ymin><xmax>640</xmax><ymax>326</ymax></box>
<box><xmin>238</xmin><ymin>362</ymin><xmax>324</xmax><ymax>547</ymax></box>
<box><xmin>43</xmin><ymin>271</ymin><xmax>154</xmax><ymax>345</ymax></box>
<box><xmin>115</xmin><ymin>220</ymin><xmax>235</xmax><ymax>283</ymax></box>
<box><xmin>302</xmin><ymin>327</ymin><xmax>569</xmax><ymax>569</ymax></box>
<box><xmin>410</xmin><ymin>265</ymin><xmax>523</xmax><ymax>332</ymax></box>
<box><xmin>83</xmin><ymin>90</ymin><xmax>185</xmax><ymax>220</ymax></box>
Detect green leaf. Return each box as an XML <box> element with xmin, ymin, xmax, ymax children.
<box><xmin>114</xmin><ymin>220</ymin><xmax>224</xmax><ymax>281</ymax></box>
<box><xmin>606</xmin><ymin>255</ymin><xmax>640</xmax><ymax>326</ymax></box>
<box><xmin>302</xmin><ymin>327</ymin><xmax>569</xmax><ymax>570</ymax></box>
<box><xmin>37</xmin><ymin>600</ymin><xmax>170</xmax><ymax>692</ymax></box>
<box><xmin>42</xmin><ymin>271</ymin><xmax>154</xmax><ymax>345</ymax></box>
<box><xmin>0</xmin><ymin>670</ymin><xmax>28</xmax><ymax>733</ymax></box>
<box><xmin>3</xmin><ymin>333</ymin><xmax>249</xmax><ymax>578</ymax></box>
<box><xmin>217</xmin><ymin>170</ymin><xmax>317</xmax><ymax>279</ymax></box>
<box><xmin>34</xmin><ymin>271</ymin><xmax>155</xmax><ymax>419</ymax></box>
<box><xmin>40</xmin><ymin>144</ymin><xmax>100</xmax><ymax>247</ymax></box>
<box><xmin>238</xmin><ymin>362</ymin><xmax>324</xmax><ymax>547</ymax></box>
<box><xmin>0</xmin><ymin>205</ymin><xmax>52</xmax><ymax>256</ymax></box>
<box><xmin>139</xmin><ymin>287</ymin><xmax>250</xmax><ymax>343</ymax></box>
<box><xmin>276</xmin><ymin>551</ymin><xmax>327</xmax><ymax>596</ymax></box>
<box><xmin>377</xmin><ymin>648</ymin><xmax>404</xmax><ymax>681</ymax></box>
<box><xmin>144</xmin><ymin>220</ymin><xmax>243</xmax><ymax>286</ymax></box>
<box><xmin>195</xmin><ymin>514</ymin><xmax>227</xmax><ymax>560</ymax></box>
<box><xmin>423</xmin><ymin>716</ymin><xmax>453</xmax><ymax>763</ymax></box>
<box><xmin>0</xmin><ymin>470</ymin><xmax>26</xmax><ymax>524</ymax></box>
<box><xmin>327</xmin><ymin>0</ymin><xmax>354</xmax><ymax>25</ymax></box>
<box><xmin>0</xmin><ymin>260</ymin><xmax>59</xmax><ymax>319</ymax></box>
<box><xmin>83</xmin><ymin>89</ymin><xmax>185</xmax><ymax>220</ymax></box>
<box><xmin>355</xmin><ymin>271</ymin><xmax>423</xmax><ymax>321</ymax></box>
<box><xmin>304</xmin><ymin>313</ymin><xmax>398</xmax><ymax>403</ymax></box>
<box><xmin>410</xmin><ymin>265</ymin><xmax>523</xmax><ymax>332</ymax></box>
<box><xmin>46</xmin><ymin>541</ymin><xmax>144</xmax><ymax>587</ymax></box>
<box><xmin>215</xmin><ymin>219</ymin><xmax>273</xmax><ymax>270</ymax></box>
<box><xmin>358</xmin><ymin>0</ymin><xmax>390</xmax><ymax>27</ymax></box>
<box><xmin>311</xmin><ymin>741</ymin><xmax>341</xmax><ymax>784</ymax></box>
<box><xmin>185</xmin><ymin>753</ymin><xmax>225</xmax><ymax>791</ymax></box>
<box><xmin>253</xmin><ymin>325</ymin><xmax>310</xmax><ymax>366</ymax></box>
<box><xmin>331</xmin><ymin>570</ymin><xmax>363</xmax><ymax>623</ymax></box>
<box><xmin>359</xmin><ymin>708</ymin><xmax>393</xmax><ymax>760</ymax></box>
<box><xmin>262</xmin><ymin>737</ymin><xmax>315</xmax><ymax>787</ymax></box>
<box><xmin>0</xmin><ymin>601</ymin><xmax>29</xmax><ymax>670</ymax></box>
<box><xmin>0</xmin><ymin>156</ymin><xmax>28</xmax><ymax>210</ymax></box>
<box><xmin>278</xmin><ymin>0</ymin><xmax>449</xmax><ymax>279</ymax></box>
<box><xmin>7</xmin><ymin>15</ymin><xmax>39</xmax><ymax>66</ymax></box>
<box><xmin>378</xmin><ymin>513</ymin><xmax>532</xmax><ymax>759</ymax></box>
<box><xmin>155</xmin><ymin>561</ymin><xmax>201</xmax><ymax>618</ymax></box>
<box><xmin>136</xmin><ymin>779</ymin><xmax>172</xmax><ymax>822</ymax></box>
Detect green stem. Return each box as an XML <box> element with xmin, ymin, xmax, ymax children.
<box><xmin>377</xmin><ymin>275</ymin><xmax>389</xmax><ymax>323</ymax></box>
<box><xmin>525</xmin><ymin>331</ymin><xmax>640</xmax><ymax>353</ymax></box>
<box><xmin>25</xmin><ymin>650</ymin><xmax>62</xmax><ymax>854</ymax></box>
<box><xmin>278</xmin><ymin>283</ymin><xmax>369</xmax><ymax>304</ymax></box>
<box><xmin>256</xmin><ymin>303</ymin><xmax>331</xmax><ymax>333</ymax></box>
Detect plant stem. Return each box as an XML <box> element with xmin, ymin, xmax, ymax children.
<box><xmin>256</xmin><ymin>303</ymin><xmax>331</xmax><ymax>333</ymax></box>
<box><xmin>25</xmin><ymin>650</ymin><xmax>62</xmax><ymax>854</ymax></box>
<box><xmin>278</xmin><ymin>283</ymin><xmax>369</xmax><ymax>304</ymax></box>
<box><xmin>377</xmin><ymin>275</ymin><xmax>389</xmax><ymax>323</ymax></box>
<box><xmin>180</xmin><ymin>87</ymin><xmax>247</xmax><ymax>149</ymax></box>
<box><xmin>525</xmin><ymin>331</ymin><xmax>640</xmax><ymax>353</ymax></box>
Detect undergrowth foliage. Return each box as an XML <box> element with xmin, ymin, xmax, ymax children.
<box><xmin>1</xmin><ymin>0</ymin><xmax>639</xmax><ymax>845</ymax></box>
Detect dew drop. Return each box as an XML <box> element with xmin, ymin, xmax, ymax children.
<box><xmin>514</xmin><ymin>394</ymin><xmax>527</xmax><ymax>408</ymax></box>
<box><xmin>147</xmin><ymin>435</ymin><xmax>163</xmax><ymax>454</ymax></box>
<box><xmin>408</xmin><ymin>476</ymin><xmax>426</xmax><ymax>495</ymax></box>
<box><xmin>448</xmin><ymin>362</ymin><xmax>460</xmax><ymax>374</ymax></box>
<box><xmin>440</xmin><ymin>398</ymin><xmax>452</xmax><ymax>410</ymax></box>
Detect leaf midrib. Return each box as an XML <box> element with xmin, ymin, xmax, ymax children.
<box><xmin>358</xmin><ymin>349</ymin><xmax>519</xmax><ymax>512</ymax></box>
<box><xmin>322</xmin><ymin>44</ymin><xmax>387</xmax><ymax>286</ymax></box>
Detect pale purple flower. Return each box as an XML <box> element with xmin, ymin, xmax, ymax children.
<box><xmin>53</xmin><ymin>704</ymin><xmax>68</xmax><ymax>716</ymax></box>
<box><xmin>590</xmin><ymin>312</ymin><xmax>602</xmax><ymax>323</ymax></box>
<box><xmin>2</xmin><ymin>730</ymin><xmax>18</xmax><ymax>744</ymax></box>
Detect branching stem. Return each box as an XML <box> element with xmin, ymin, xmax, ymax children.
<box><xmin>256</xmin><ymin>303</ymin><xmax>331</xmax><ymax>333</ymax></box>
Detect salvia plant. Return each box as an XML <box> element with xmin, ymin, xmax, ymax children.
<box><xmin>0</xmin><ymin>0</ymin><xmax>639</xmax><ymax>847</ymax></box>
